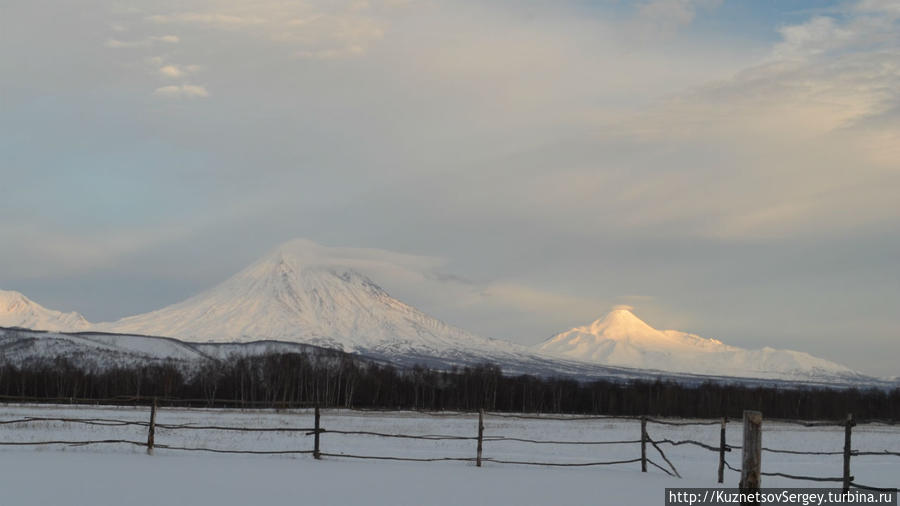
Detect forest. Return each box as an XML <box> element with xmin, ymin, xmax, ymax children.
<box><xmin>1</xmin><ymin>352</ymin><xmax>897</xmax><ymax>421</ymax></box>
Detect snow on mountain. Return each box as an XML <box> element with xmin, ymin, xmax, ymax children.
<box><xmin>538</xmin><ymin>306</ymin><xmax>859</xmax><ymax>380</ymax></box>
<box><xmin>97</xmin><ymin>240</ymin><xmax>518</xmax><ymax>358</ymax></box>
<box><xmin>0</xmin><ymin>290</ymin><xmax>91</xmax><ymax>332</ymax></box>
<box><xmin>0</xmin><ymin>326</ymin><xmax>208</xmax><ymax>369</ymax></box>
<box><xmin>0</xmin><ymin>242</ymin><xmax>877</xmax><ymax>385</ymax></box>
<box><xmin>0</xmin><ymin>326</ymin><xmax>376</xmax><ymax>377</ymax></box>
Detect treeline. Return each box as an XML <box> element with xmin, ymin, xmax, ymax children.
<box><xmin>1</xmin><ymin>353</ymin><xmax>897</xmax><ymax>421</ymax></box>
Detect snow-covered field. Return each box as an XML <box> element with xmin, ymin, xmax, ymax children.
<box><xmin>1</xmin><ymin>404</ymin><xmax>897</xmax><ymax>505</ymax></box>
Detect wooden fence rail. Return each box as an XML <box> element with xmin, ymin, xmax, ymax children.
<box><xmin>0</xmin><ymin>401</ymin><xmax>897</xmax><ymax>492</ymax></box>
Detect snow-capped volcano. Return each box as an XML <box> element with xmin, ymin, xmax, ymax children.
<box><xmin>97</xmin><ymin>240</ymin><xmax>510</xmax><ymax>356</ymax></box>
<box><xmin>0</xmin><ymin>290</ymin><xmax>91</xmax><ymax>332</ymax></box>
<box><xmin>538</xmin><ymin>306</ymin><xmax>859</xmax><ymax>380</ymax></box>
<box><xmin>1</xmin><ymin>242</ymin><xmax>875</xmax><ymax>385</ymax></box>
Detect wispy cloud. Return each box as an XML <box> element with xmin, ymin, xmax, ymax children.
<box><xmin>153</xmin><ymin>84</ymin><xmax>209</xmax><ymax>98</ymax></box>
<box><xmin>151</xmin><ymin>34</ymin><xmax>180</xmax><ymax>43</ymax></box>
<box><xmin>105</xmin><ymin>34</ymin><xmax>180</xmax><ymax>48</ymax></box>
<box><xmin>0</xmin><ymin>221</ymin><xmax>197</xmax><ymax>279</ymax></box>
<box><xmin>157</xmin><ymin>63</ymin><xmax>199</xmax><ymax>78</ymax></box>
<box><xmin>142</xmin><ymin>1</ymin><xmax>386</xmax><ymax>59</ymax></box>
<box><xmin>158</xmin><ymin>65</ymin><xmax>183</xmax><ymax>78</ymax></box>
<box><xmin>225</xmin><ymin>239</ymin><xmax>620</xmax><ymax>340</ymax></box>
<box><xmin>147</xmin><ymin>12</ymin><xmax>265</xmax><ymax>27</ymax></box>
<box><xmin>105</xmin><ymin>38</ymin><xmax>150</xmax><ymax>48</ymax></box>
<box><xmin>635</xmin><ymin>0</ymin><xmax>722</xmax><ymax>32</ymax></box>
<box><xmin>581</xmin><ymin>0</ymin><xmax>900</xmax><ymax>239</ymax></box>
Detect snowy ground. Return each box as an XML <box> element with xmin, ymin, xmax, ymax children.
<box><xmin>0</xmin><ymin>404</ymin><xmax>897</xmax><ymax>506</ymax></box>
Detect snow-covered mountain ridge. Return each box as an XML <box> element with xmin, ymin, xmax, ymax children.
<box><xmin>0</xmin><ymin>240</ymin><xmax>873</xmax><ymax>384</ymax></box>
<box><xmin>539</xmin><ymin>306</ymin><xmax>857</xmax><ymax>380</ymax></box>
<box><xmin>0</xmin><ymin>290</ymin><xmax>91</xmax><ymax>332</ymax></box>
<box><xmin>4</xmin><ymin>325</ymin><xmax>886</xmax><ymax>390</ymax></box>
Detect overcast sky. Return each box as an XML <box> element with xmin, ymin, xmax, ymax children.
<box><xmin>2</xmin><ymin>0</ymin><xmax>898</xmax><ymax>377</ymax></box>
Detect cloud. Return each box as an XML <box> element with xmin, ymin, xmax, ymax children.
<box><xmin>117</xmin><ymin>0</ymin><xmax>896</xmax><ymax>241</ymax></box>
<box><xmin>635</xmin><ymin>0</ymin><xmax>722</xmax><ymax>32</ymax></box>
<box><xmin>0</xmin><ymin>221</ymin><xmax>198</xmax><ymax>279</ymax></box>
<box><xmin>105</xmin><ymin>35</ymin><xmax>179</xmax><ymax>48</ymax></box>
<box><xmin>574</xmin><ymin>0</ymin><xmax>900</xmax><ymax>239</ymax></box>
<box><xmin>151</xmin><ymin>34</ymin><xmax>180</xmax><ymax>43</ymax></box>
<box><xmin>246</xmin><ymin>239</ymin><xmax>622</xmax><ymax>340</ymax></box>
<box><xmin>156</xmin><ymin>63</ymin><xmax>200</xmax><ymax>78</ymax></box>
<box><xmin>475</xmin><ymin>282</ymin><xmax>610</xmax><ymax>322</ymax></box>
<box><xmin>295</xmin><ymin>46</ymin><xmax>367</xmax><ymax>60</ymax></box>
<box><xmin>152</xmin><ymin>84</ymin><xmax>209</xmax><ymax>98</ymax></box>
<box><xmin>4</xmin><ymin>0</ymin><xmax>899</xmax><ymax>375</ymax></box>
<box><xmin>148</xmin><ymin>12</ymin><xmax>264</xmax><ymax>27</ymax></box>
<box><xmin>268</xmin><ymin>238</ymin><xmax>446</xmax><ymax>277</ymax></box>
<box><xmin>773</xmin><ymin>1</ymin><xmax>900</xmax><ymax>61</ymax></box>
<box><xmin>774</xmin><ymin>16</ymin><xmax>855</xmax><ymax>60</ymax></box>
<box><xmin>855</xmin><ymin>0</ymin><xmax>900</xmax><ymax>15</ymax></box>
<box><xmin>158</xmin><ymin>65</ymin><xmax>183</xmax><ymax>78</ymax></box>
<box><xmin>143</xmin><ymin>1</ymin><xmax>386</xmax><ymax>59</ymax></box>
<box><xmin>105</xmin><ymin>38</ymin><xmax>150</xmax><ymax>48</ymax></box>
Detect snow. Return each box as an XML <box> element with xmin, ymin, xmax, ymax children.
<box><xmin>0</xmin><ymin>241</ymin><xmax>873</xmax><ymax>383</ymax></box>
<box><xmin>539</xmin><ymin>308</ymin><xmax>859</xmax><ymax>381</ymax></box>
<box><xmin>0</xmin><ymin>290</ymin><xmax>90</xmax><ymax>332</ymax></box>
<box><xmin>95</xmin><ymin>240</ymin><xmax>521</xmax><ymax>360</ymax></box>
<box><xmin>9</xmin><ymin>326</ymin><xmax>885</xmax><ymax>392</ymax></box>
<box><xmin>0</xmin><ymin>327</ymin><xmax>209</xmax><ymax>369</ymax></box>
<box><xmin>0</xmin><ymin>404</ymin><xmax>897</xmax><ymax>506</ymax></box>
<box><xmin>3</xmin><ymin>451</ymin><xmax>667</xmax><ymax>506</ymax></box>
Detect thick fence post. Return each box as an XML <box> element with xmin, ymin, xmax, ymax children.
<box><xmin>641</xmin><ymin>416</ymin><xmax>647</xmax><ymax>473</ymax></box>
<box><xmin>146</xmin><ymin>397</ymin><xmax>157</xmax><ymax>455</ymax></box>
<box><xmin>718</xmin><ymin>416</ymin><xmax>727</xmax><ymax>484</ymax></box>
<box><xmin>740</xmin><ymin>410</ymin><xmax>762</xmax><ymax>504</ymax></box>
<box><xmin>476</xmin><ymin>409</ymin><xmax>484</xmax><ymax>467</ymax></box>
<box><xmin>843</xmin><ymin>413</ymin><xmax>855</xmax><ymax>493</ymax></box>
<box><xmin>314</xmin><ymin>404</ymin><xmax>321</xmax><ymax>460</ymax></box>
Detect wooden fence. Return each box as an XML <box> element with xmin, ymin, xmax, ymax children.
<box><xmin>0</xmin><ymin>399</ymin><xmax>897</xmax><ymax>493</ymax></box>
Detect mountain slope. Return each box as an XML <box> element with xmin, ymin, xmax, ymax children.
<box><xmin>97</xmin><ymin>240</ymin><xmax>516</xmax><ymax>358</ymax></box>
<box><xmin>538</xmin><ymin>306</ymin><xmax>859</xmax><ymax>380</ymax></box>
<box><xmin>0</xmin><ymin>290</ymin><xmax>91</xmax><ymax>332</ymax></box>
<box><xmin>1</xmin><ymin>241</ymin><xmax>872</xmax><ymax>384</ymax></box>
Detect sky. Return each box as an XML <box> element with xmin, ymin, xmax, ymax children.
<box><xmin>1</xmin><ymin>0</ymin><xmax>898</xmax><ymax>377</ymax></box>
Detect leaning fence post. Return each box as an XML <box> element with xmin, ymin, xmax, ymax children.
<box><xmin>740</xmin><ymin>410</ymin><xmax>762</xmax><ymax>504</ymax></box>
<box><xmin>314</xmin><ymin>404</ymin><xmax>321</xmax><ymax>460</ymax></box>
<box><xmin>843</xmin><ymin>413</ymin><xmax>855</xmax><ymax>493</ymax></box>
<box><xmin>476</xmin><ymin>409</ymin><xmax>484</xmax><ymax>467</ymax></box>
<box><xmin>641</xmin><ymin>416</ymin><xmax>647</xmax><ymax>473</ymax></box>
<box><xmin>146</xmin><ymin>397</ymin><xmax>157</xmax><ymax>455</ymax></box>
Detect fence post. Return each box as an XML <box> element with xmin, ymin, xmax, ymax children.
<box><xmin>476</xmin><ymin>409</ymin><xmax>484</xmax><ymax>467</ymax></box>
<box><xmin>314</xmin><ymin>404</ymin><xmax>321</xmax><ymax>460</ymax></box>
<box><xmin>146</xmin><ymin>397</ymin><xmax>157</xmax><ymax>455</ymax></box>
<box><xmin>843</xmin><ymin>413</ymin><xmax>855</xmax><ymax>493</ymax></box>
<box><xmin>740</xmin><ymin>410</ymin><xmax>762</xmax><ymax>504</ymax></box>
<box><xmin>641</xmin><ymin>416</ymin><xmax>647</xmax><ymax>473</ymax></box>
<box><xmin>718</xmin><ymin>416</ymin><xmax>727</xmax><ymax>484</ymax></box>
